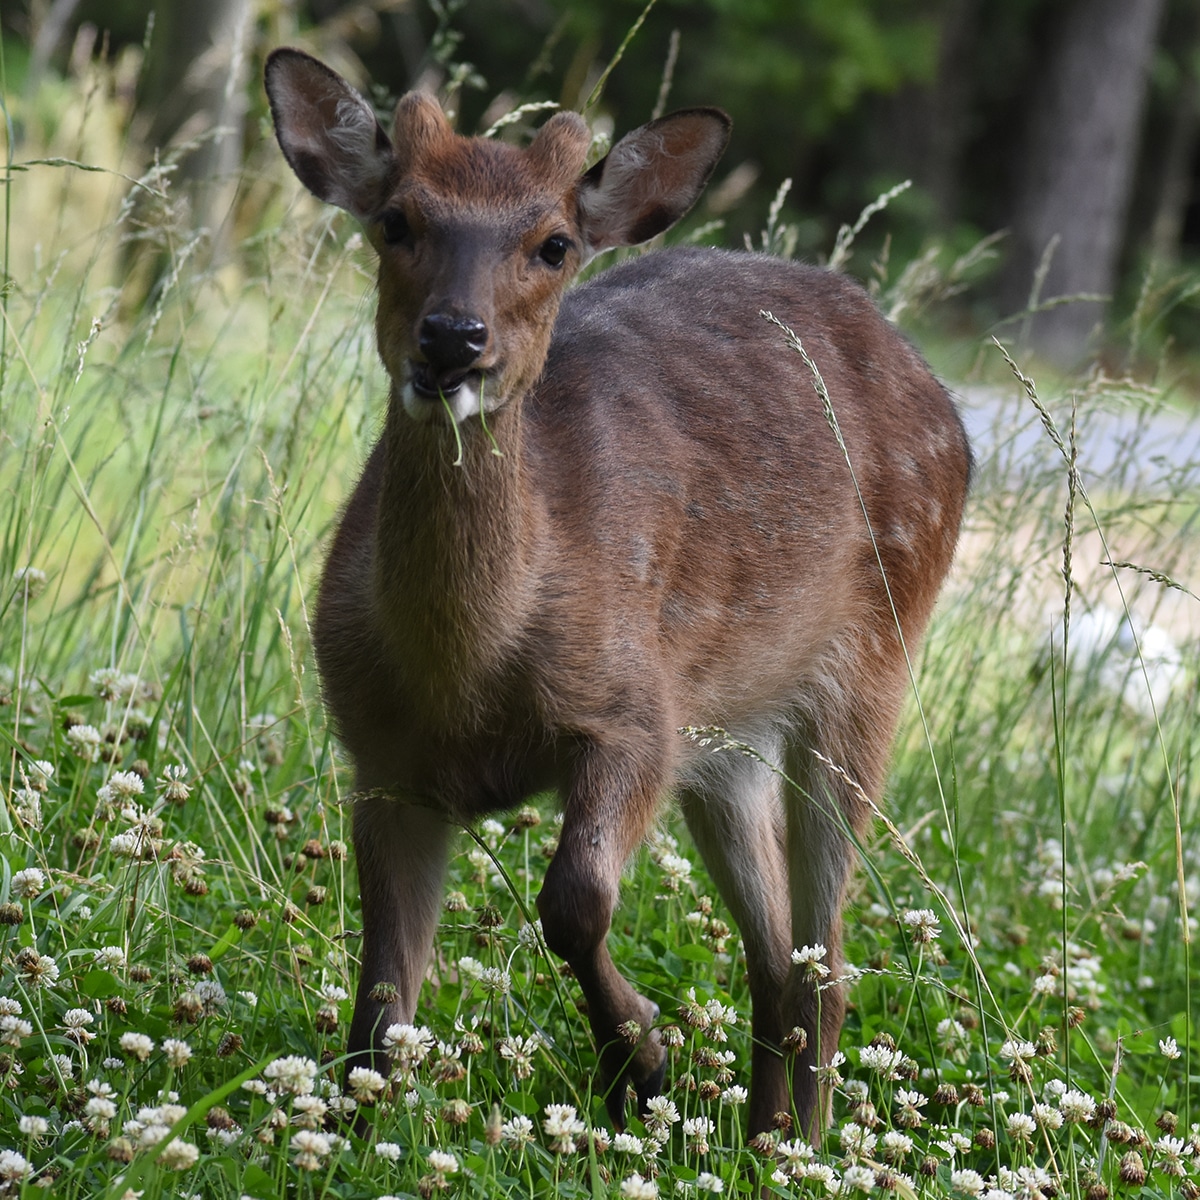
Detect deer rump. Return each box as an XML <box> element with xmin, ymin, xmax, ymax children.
<box><xmin>267</xmin><ymin>46</ymin><xmax>971</xmax><ymax>1140</ymax></box>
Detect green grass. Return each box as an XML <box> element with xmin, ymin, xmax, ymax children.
<box><xmin>2</xmin><ymin>53</ymin><xmax>1198</xmax><ymax>1200</ymax></box>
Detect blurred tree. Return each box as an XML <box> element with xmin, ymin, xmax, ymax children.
<box><xmin>137</xmin><ymin>0</ymin><xmax>253</xmax><ymax>262</ymax></box>
<box><xmin>999</xmin><ymin>0</ymin><xmax>1166</xmax><ymax>364</ymax></box>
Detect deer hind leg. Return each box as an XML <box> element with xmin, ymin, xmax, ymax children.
<box><xmin>536</xmin><ymin>737</ymin><xmax>670</xmax><ymax>1129</ymax></box>
<box><xmin>347</xmin><ymin>794</ymin><xmax>451</xmax><ymax>1077</ymax></box>
<box><xmin>679</xmin><ymin>733</ymin><xmax>793</xmax><ymax>1138</ymax></box>
<box><xmin>782</xmin><ymin>647</ymin><xmax>907</xmax><ymax>1140</ymax></box>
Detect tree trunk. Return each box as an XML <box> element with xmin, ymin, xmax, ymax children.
<box><xmin>1000</xmin><ymin>0</ymin><xmax>1166</xmax><ymax>365</ymax></box>
<box><xmin>138</xmin><ymin>0</ymin><xmax>253</xmax><ymax>263</ymax></box>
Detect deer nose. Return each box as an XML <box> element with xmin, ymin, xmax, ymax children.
<box><xmin>419</xmin><ymin>313</ymin><xmax>488</xmax><ymax>371</ymax></box>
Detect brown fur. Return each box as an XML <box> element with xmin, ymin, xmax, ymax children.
<box><xmin>266</xmin><ymin>47</ymin><xmax>971</xmax><ymax>1136</ymax></box>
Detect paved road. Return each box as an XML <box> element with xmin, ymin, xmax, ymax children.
<box><xmin>954</xmin><ymin>384</ymin><xmax>1200</xmax><ymax>491</ymax></box>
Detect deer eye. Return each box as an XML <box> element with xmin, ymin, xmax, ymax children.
<box><xmin>380</xmin><ymin>210</ymin><xmax>411</xmax><ymax>246</ymax></box>
<box><xmin>538</xmin><ymin>235</ymin><xmax>570</xmax><ymax>268</ymax></box>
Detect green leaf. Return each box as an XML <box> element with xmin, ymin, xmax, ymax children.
<box><xmin>77</xmin><ymin>968</ymin><xmax>121</xmax><ymax>999</ymax></box>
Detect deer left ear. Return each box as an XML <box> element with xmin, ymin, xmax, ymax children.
<box><xmin>265</xmin><ymin>48</ymin><xmax>393</xmax><ymax>220</ymax></box>
<box><xmin>577</xmin><ymin>108</ymin><xmax>731</xmax><ymax>255</ymax></box>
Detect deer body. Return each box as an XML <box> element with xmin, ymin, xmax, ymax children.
<box><xmin>267</xmin><ymin>49</ymin><xmax>970</xmax><ymax>1138</ymax></box>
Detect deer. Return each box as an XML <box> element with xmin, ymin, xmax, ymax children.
<box><xmin>265</xmin><ymin>47</ymin><xmax>971</xmax><ymax>1139</ymax></box>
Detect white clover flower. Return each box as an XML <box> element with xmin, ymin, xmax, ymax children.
<box><xmin>13</xmin><ymin>566</ymin><xmax>48</xmax><ymax>600</ymax></box>
<box><xmin>1154</xmin><ymin>1135</ymin><xmax>1187</xmax><ymax>1176</ymax></box>
<box><xmin>427</xmin><ymin>1149</ymin><xmax>459</xmax><ymax>1174</ymax></box>
<box><xmin>65</xmin><ymin>723</ymin><xmax>103</xmax><ymax>761</ymax></box>
<box><xmin>614</xmin><ymin>1132</ymin><xmax>645</xmax><ymax>1154</ymax></box>
<box><xmin>0</xmin><ymin>1015</ymin><xmax>28</xmax><ymax>1048</ymax></box>
<box><xmin>478</xmin><ymin>966</ymin><xmax>511</xmax><ymax>995</ymax></box>
<box><xmin>193</xmin><ymin>979</ymin><xmax>226</xmax><ymax>1012</ymax></box>
<box><xmin>658</xmin><ymin>852</ymin><xmax>692</xmax><ymax>885</ymax></box>
<box><xmin>382</xmin><ymin>1023</ymin><xmax>434</xmax><ymax>1072</ymax></box>
<box><xmin>1058</xmin><ymin>1089</ymin><xmax>1096</xmax><ymax>1122</ymax></box>
<box><xmin>291</xmin><ymin>1128</ymin><xmax>332</xmax><ymax>1170</ymax></box>
<box><xmin>936</xmin><ymin>1018</ymin><xmax>967</xmax><ymax>1047</ymax></box>
<box><xmin>24</xmin><ymin>760</ymin><xmax>54</xmax><ymax>791</ymax></box>
<box><xmin>704</xmin><ymin>998</ymin><xmax>737</xmax><ymax>1043</ymax></box>
<box><xmin>936</xmin><ymin>1132</ymin><xmax>974</xmax><ymax>1157</ymax></box>
<box><xmin>12</xmin><ymin>790</ymin><xmax>41</xmax><ymax>828</ymax></box>
<box><xmin>375</xmin><ymin>1141</ymin><xmax>403</xmax><ymax>1161</ymax></box>
<box><xmin>544</xmin><ymin>1103</ymin><xmax>585</xmax><ymax>1154</ymax></box>
<box><xmin>644</xmin><ymin>1095</ymin><xmax>680</xmax><ymax>1130</ymax></box>
<box><xmin>1159</xmin><ymin>1036</ymin><xmax>1181</xmax><ymax>1060</ymax></box>
<box><xmin>320</xmin><ymin>984</ymin><xmax>349</xmax><ymax>1002</ymax></box>
<box><xmin>901</xmin><ymin>908</ymin><xmax>941</xmax><ymax>942</ymax></box>
<box><xmin>501</xmin><ymin>1114</ymin><xmax>536</xmax><ymax>1146</ymax></box>
<box><xmin>93</xmin><ymin>945</ymin><xmax>126</xmax><ymax>971</ymax></box>
<box><xmin>158</xmin><ymin>1139</ymin><xmax>199</xmax><ymax>1170</ymax></box>
<box><xmin>10</xmin><ymin>868</ymin><xmax>45</xmax><ymax>899</ymax></box>
<box><xmin>839</xmin><ymin>1123</ymin><xmax>878</xmax><ymax>1157</ymax></box>
<box><xmin>951</xmin><ymin>1168</ymin><xmax>986</xmax><ymax>1196</ymax></box>
<box><xmin>119</xmin><ymin>1032</ymin><xmax>154</xmax><ymax>1061</ymax></box>
<box><xmin>498</xmin><ymin>1033</ymin><xmax>541</xmax><ymax>1081</ymax></box>
<box><xmin>842</xmin><ymin>1164</ymin><xmax>877</xmax><ymax>1193</ymax></box>
<box><xmin>881</xmin><ymin>1130</ymin><xmax>914</xmax><ymax>1156</ymax></box>
<box><xmin>18</xmin><ymin>953</ymin><xmax>59</xmax><ymax>989</ymax></box>
<box><xmin>99</xmin><ymin>771</ymin><xmax>144</xmax><ymax>803</ymax></box>
<box><xmin>1031</xmin><ymin>1103</ymin><xmax>1064</xmax><ymax>1130</ymax></box>
<box><xmin>683</xmin><ymin>1115</ymin><xmax>714</xmax><ymax>1153</ymax></box>
<box><xmin>859</xmin><ymin>1043</ymin><xmax>905</xmax><ymax>1079</ymax></box>
<box><xmin>456</xmin><ymin>956</ymin><xmax>484</xmax><ymax>980</ymax></box>
<box><xmin>720</xmin><ymin>1085</ymin><xmax>748</xmax><ymax>1106</ymax></box>
<box><xmin>1006</xmin><ymin>1112</ymin><xmax>1036</xmax><ymax>1141</ymax></box>
<box><xmin>791</xmin><ymin>943</ymin><xmax>830</xmax><ymax>977</ymax></box>
<box><xmin>801</xmin><ymin>1163</ymin><xmax>838</xmax><ymax>1189</ymax></box>
<box><xmin>263</xmin><ymin>1055</ymin><xmax>318</xmax><ymax>1096</ymax></box>
<box><xmin>348</xmin><ymin>1067</ymin><xmax>387</xmax><ymax>1103</ymax></box>
<box><xmin>479</xmin><ymin>817</ymin><xmax>507</xmax><ymax>847</ymax></box>
<box><xmin>61</xmin><ymin>1008</ymin><xmax>96</xmax><ymax>1044</ymax></box>
<box><xmin>162</xmin><ymin>1039</ymin><xmax>192</xmax><ymax>1068</ymax></box>
<box><xmin>619</xmin><ymin>1174</ymin><xmax>658</xmax><ymax>1199</ymax></box>
<box><xmin>1043</xmin><ymin>1078</ymin><xmax>1067</xmax><ymax>1101</ymax></box>
<box><xmin>517</xmin><ymin>919</ymin><xmax>543</xmax><ymax>949</ymax></box>
<box><xmin>84</xmin><ymin>1095</ymin><xmax>117</xmax><ymax>1134</ymax></box>
<box><xmin>999</xmin><ymin>1039</ymin><xmax>1036</xmax><ymax>1063</ymax></box>
<box><xmin>109</xmin><ymin>831</ymin><xmax>147</xmax><ymax>859</ymax></box>
<box><xmin>695</xmin><ymin>1173</ymin><xmax>724</xmax><ymax>1194</ymax></box>
<box><xmin>159</xmin><ymin>764</ymin><xmax>191</xmax><ymax>803</ymax></box>
<box><xmin>1032</xmin><ymin>973</ymin><xmax>1058</xmax><ymax>996</ymax></box>
<box><xmin>0</xmin><ymin>1150</ymin><xmax>32</xmax><ymax>1185</ymax></box>
<box><xmin>18</xmin><ymin>1115</ymin><xmax>49</xmax><ymax>1137</ymax></box>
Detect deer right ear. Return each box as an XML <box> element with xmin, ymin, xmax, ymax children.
<box><xmin>265</xmin><ymin>48</ymin><xmax>393</xmax><ymax>220</ymax></box>
<box><xmin>577</xmin><ymin>108</ymin><xmax>731</xmax><ymax>255</ymax></box>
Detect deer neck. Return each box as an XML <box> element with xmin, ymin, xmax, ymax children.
<box><xmin>371</xmin><ymin>386</ymin><xmax>536</xmax><ymax>710</ymax></box>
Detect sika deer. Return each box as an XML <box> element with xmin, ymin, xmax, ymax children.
<box><xmin>266</xmin><ymin>48</ymin><xmax>970</xmax><ymax>1137</ymax></box>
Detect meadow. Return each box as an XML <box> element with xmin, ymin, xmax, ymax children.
<box><xmin>1</xmin><ymin>44</ymin><xmax>1197</xmax><ymax>1200</ymax></box>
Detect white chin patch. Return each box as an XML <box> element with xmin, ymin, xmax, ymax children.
<box><xmin>401</xmin><ymin>379</ymin><xmax>480</xmax><ymax>425</ymax></box>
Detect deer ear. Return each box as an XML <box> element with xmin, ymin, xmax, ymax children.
<box><xmin>577</xmin><ymin>108</ymin><xmax>731</xmax><ymax>254</ymax></box>
<box><xmin>265</xmin><ymin>48</ymin><xmax>393</xmax><ymax>220</ymax></box>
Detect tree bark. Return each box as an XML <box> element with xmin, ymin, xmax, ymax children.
<box><xmin>1000</xmin><ymin>0</ymin><xmax>1166</xmax><ymax>365</ymax></box>
<box><xmin>138</xmin><ymin>0</ymin><xmax>253</xmax><ymax>262</ymax></box>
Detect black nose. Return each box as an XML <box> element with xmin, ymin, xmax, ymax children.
<box><xmin>419</xmin><ymin>313</ymin><xmax>488</xmax><ymax>371</ymax></box>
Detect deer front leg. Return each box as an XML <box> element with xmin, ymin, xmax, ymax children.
<box><xmin>347</xmin><ymin>794</ymin><xmax>450</xmax><ymax>1079</ymax></box>
<box><xmin>536</xmin><ymin>741</ymin><xmax>668</xmax><ymax>1129</ymax></box>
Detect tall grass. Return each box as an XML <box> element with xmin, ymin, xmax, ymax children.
<box><xmin>1</xmin><ymin>42</ymin><xmax>1197</xmax><ymax>1200</ymax></box>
